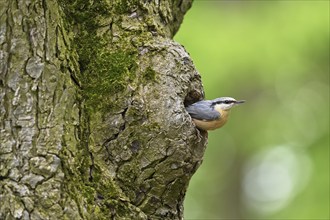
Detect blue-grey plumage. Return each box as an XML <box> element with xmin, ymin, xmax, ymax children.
<box><xmin>186</xmin><ymin>97</ymin><xmax>245</xmax><ymax>131</ymax></box>
<box><xmin>185</xmin><ymin>100</ymin><xmax>220</xmax><ymax>121</ymax></box>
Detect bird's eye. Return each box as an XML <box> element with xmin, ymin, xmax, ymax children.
<box><xmin>224</xmin><ymin>100</ymin><xmax>231</xmax><ymax>104</ymax></box>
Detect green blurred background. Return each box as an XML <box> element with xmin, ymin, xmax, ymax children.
<box><xmin>174</xmin><ymin>1</ymin><xmax>329</xmax><ymax>219</ymax></box>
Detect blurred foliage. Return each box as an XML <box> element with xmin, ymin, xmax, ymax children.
<box><xmin>174</xmin><ymin>1</ymin><xmax>329</xmax><ymax>219</ymax></box>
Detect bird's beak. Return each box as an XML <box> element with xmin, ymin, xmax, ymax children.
<box><xmin>235</xmin><ymin>100</ymin><xmax>245</xmax><ymax>104</ymax></box>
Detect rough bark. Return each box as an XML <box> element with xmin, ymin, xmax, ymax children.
<box><xmin>0</xmin><ymin>0</ymin><xmax>207</xmax><ymax>219</ymax></box>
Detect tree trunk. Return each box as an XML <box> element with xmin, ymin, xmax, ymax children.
<box><xmin>0</xmin><ymin>0</ymin><xmax>207</xmax><ymax>219</ymax></box>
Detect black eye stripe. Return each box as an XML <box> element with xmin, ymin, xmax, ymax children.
<box><xmin>219</xmin><ymin>100</ymin><xmax>235</xmax><ymax>104</ymax></box>
<box><xmin>214</xmin><ymin>100</ymin><xmax>235</xmax><ymax>105</ymax></box>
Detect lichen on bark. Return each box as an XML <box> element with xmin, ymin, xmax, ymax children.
<box><xmin>1</xmin><ymin>0</ymin><xmax>81</xmax><ymax>218</ymax></box>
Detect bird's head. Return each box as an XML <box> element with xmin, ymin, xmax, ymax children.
<box><xmin>212</xmin><ymin>97</ymin><xmax>245</xmax><ymax>111</ymax></box>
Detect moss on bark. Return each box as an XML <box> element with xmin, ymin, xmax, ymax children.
<box><xmin>1</xmin><ymin>0</ymin><xmax>205</xmax><ymax>219</ymax></box>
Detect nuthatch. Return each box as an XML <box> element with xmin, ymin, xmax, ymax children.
<box><xmin>186</xmin><ymin>97</ymin><xmax>245</xmax><ymax>131</ymax></box>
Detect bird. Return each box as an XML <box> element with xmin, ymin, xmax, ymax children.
<box><xmin>185</xmin><ymin>97</ymin><xmax>245</xmax><ymax>131</ymax></box>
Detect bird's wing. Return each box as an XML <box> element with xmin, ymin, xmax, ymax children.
<box><xmin>185</xmin><ymin>101</ymin><xmax>221</xmax><ymax>121</ymax></box>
